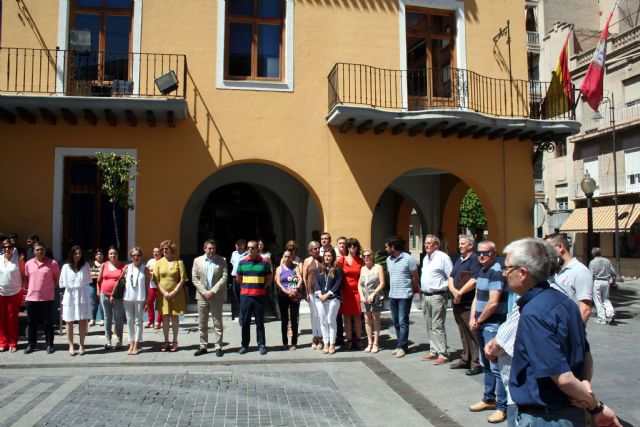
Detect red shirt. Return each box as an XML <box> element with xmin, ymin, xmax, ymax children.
<box><xmin>99</xmin><ymin>262</ymin><xmax>126</xmax><ymax>296</ymax></box>
<box><xmin>24</xmin><ymin>258</ymin><xmax>60</xmax><ymax>302</ymax></box>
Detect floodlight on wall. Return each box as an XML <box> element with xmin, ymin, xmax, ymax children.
<box><xmin>69</xmin><ymin>29</ymin><xmax>92</xmax><ymax>53</ymax></box>
<box><xmin>155</xmin><ymin>70</ymin><xmax>179</xmax><ymax>95</ymax></box>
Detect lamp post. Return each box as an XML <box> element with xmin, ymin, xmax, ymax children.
<box><xmin>581</xmin><ymin>171</ymin><xmax>597</xmax><ymax>263</ymax></box>
<box><xmin>592</xmin><ymin>94</ymin><xmax>623</xmax><ymax>281</ymax></box>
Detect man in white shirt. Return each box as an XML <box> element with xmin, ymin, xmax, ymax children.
<box><xmin>545</xmin><ymin>233</ymin><xmax>592</xmax><ymax>323</ymax></box>
<box><xmin>420</xmin><ymin>234</ymin><xmax>453</xmax><ymax>365</ymax></box>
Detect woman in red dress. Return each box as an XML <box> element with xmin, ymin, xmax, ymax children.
<box><xmin>337</xmin><ymin>238</ymin><xmax>364</xmax><ymax>350</ymax></box>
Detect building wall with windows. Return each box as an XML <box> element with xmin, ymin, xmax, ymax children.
<box><xmin>1</xmin><ymin>0</ymin><xmax>566</xmax><ymax>261</ymax></box>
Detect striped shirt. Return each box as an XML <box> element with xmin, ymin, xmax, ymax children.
<box><xmin>387</xmin><ymin>252</ymin><xmax>417</xmax><ymax>299</ymax></box>
<box><xmin>495</xmin><ymin>306</ymin><xmax>520</xmax><ymax>406</ymax></box>
<box><xmin>237</xmin><ymin>256</ymin><xmax>272</xmax><ymax>296</ymax></box>
<box><xmin>474</xmin><ymin>262</ymin><xmax>509</xmax><ymax>324</ymax></box>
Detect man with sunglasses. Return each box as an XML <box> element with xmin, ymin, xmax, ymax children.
<box><xmin>468</xmin><ymin>241</ymin><xmax>509</xmax><ymax>423</ymax></box>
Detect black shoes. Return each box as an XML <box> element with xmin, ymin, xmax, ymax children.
<box><xmin>450</xmin><ymin>360</ymin><xmax>469</xmax><ymax>370</ymax></box>
<box><xmin>46</xmin><ymin>345</ymin><xmax>55</xmax><ymax>354</ymax></box>
<box><xmin>24</xmin><ymin>345</ymin><xmax>35</xmax><ymax>354</ymax></box>
<box><xmin>259</xmin><ymin>345</ymin><xmax>268</xmax><ymax>355</ymax></box>
<box><xmin>466</xmin><ymin>366</ymin><xmax>483</xmax><ymax>376</ymax></box>
<box><xmin>194</xmin><ymin>348</ymin><xmax>208</xmax><ymax>357</ymax></box>
<box><xmin>238</xmin><ymin>347</ymin><xmax>248</xmax><ymax>355</ymax></box>
<box><xmin>215</xmin><ymin>348</ymin><xmax>224</xmax><ymax>357</ymax></box>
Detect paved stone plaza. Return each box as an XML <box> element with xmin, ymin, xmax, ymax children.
<box><xmin>0</xmin><ymin>282</ymin><xmax>639</xmax><ymax>426</ymax></box>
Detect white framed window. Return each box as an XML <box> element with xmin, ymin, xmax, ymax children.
<box><xmin>625</xmin><ymin>149</ymin><xmax>640</xmax><ymax>193</ymax></box>
<box><xmin>53</xmin><ymin>148</ymin><xmax>137</xmax><ymax>260</ymax></box>
<box><xmin>583</xmin><ymin>157</ymin><xmax>600</xmax><ymax>196</ymax></box>
<box><xmin>216</xmin><ymin>0</ymin><xmax>295</xmax><ymax>92</ymax></box>
<box><xmin>556</xmin><ymin>197</ymin><xmax>569</xmax><ymax>211</ymax></box>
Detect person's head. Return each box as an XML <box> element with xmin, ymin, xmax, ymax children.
<box><xmin>346</xmin><ymin>238</ymin><xmax>361</xmax><ymax>256</ymax></box>
<box><xmin>33</xmin><ymin>241</ymin><xmax>47</xmax><ymax>261</ymax></box>
<box><xmin>362</xmin><ymin>249</ymin><xmax>375</xmax><ymax>267</ymax></box>
<box><xmin>477</xmin><ymin>240</ymin><xmax>497</xmax><ymax>269</ymax></box>
<box><xmin>258</xmin><ymin>239</ymin><xmax>266</xmax><ymax>253</ymax></box>
<box><xmin>285</xmin><ymin>240</ymin><xmax>299</xmax><ymax>256</ymax></box>
<box><xmin>458</xmin><ymin>234</ymin><xmax>475</xmax><ymax>256</ymax></box>
<box><xmin>67</xmin><ymin>245</ymin><xmax>85</xmax><ymax>268</ymax></box>
<box><xmin>160</xmin><ymin>240</ymin><xmax>177</xmax><ymax>259</ymax></box>
<box><xmin>152</xmin><ymin>247</ymin><xmax>162</xmax><ymax>260</ymax></box>
<box><xmin>107</xmin><ymin>246</ymin><xmax>120</xmax><ymax>263</ymax></box>
<box><xmin>423</xmin><ymin>234</ymin><xmax>440</xmax><ymax>255</ymax></box>
<box><xmin>336</xmin><ymin>236</ymin><xmax>347</xmax><ymax>254</ymax></box>
<box><xmin>246</xmin><ymin>240</ymin><xmax>258</xmax><ymax>259</ymax></box>
<box><xmin>235</xmin><ymin>239</ymin><xmax>246</xmax><ymax>252</ymax></box>
<box><xmin>93</xmin><ymin>248</ymin><xmax>104</xmax><ymax>263</ymax></box>
<box><xmin>1</xmin><ymin>238</ymin><xmax>15</xmax><ymax>259</ymax></box>
<box><xmin>503</xmin><ymin>238</ymin><xmax>554</xmax><ymax>295</ymax></box>
<box><xmin>130</xmin><ymin>246</ymin><xmax>143</xmax><ymax>265</ymax></box>
<box><xmin>545</xmin><ymin>233</ymin><xmax>572</xmax><ymax>266</ymax></box>
<box><xmin>203</xmin><ymin>239</ymin><xmax>217</xmax><ymax>259</ymax></box>
<box><xmin>282</xmin><ymin>250</ymin><xmax>294</xmax><ymax>267</ymax></box>
<box><xmin>384</xmin><ymin>235</ymin><xmax>404</xmax><ymax>256</ymax></box>
<box><xmin>592</xmin><ymin>247</ymin><xmax>602</xmax><ymax>258</ymax></box>
<box><xmin>322</xmin><ymin>247</ymin><xmax>337</xmax><ymax>267</ymax></box>
<box><xmin>26</xmin><ymin>234</ymin><xmax>39</xmax><ymax>248</ymax></box>
<box><xmin>320</xmin><ymin>232</ymin><xmax>331</xmax><ymax>247</ymax></box>
<box><xmin>307</xmin><ymin>240</ymin><xmax>320</xmax><ymax>258</ymax></box>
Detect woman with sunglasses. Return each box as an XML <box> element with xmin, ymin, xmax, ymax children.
<box><xmin>123</xmin><ymin>247</ymin><xmax>150</xmax><ymax>355</ymax></box>
<box><xmin>314</xmin><ymin>248</ymin><xmax>343</xmax><ymax>354</ymax></box>
<box><xmin>337</xmin><ymin>238</ymin><xmax>365</xmax><ymax>350</ymax></box>
<box><xmin>97</xmin><ymin>246</ymin><xmax>126</xmax><ymax>350</ymax></box>
<box><xmin>152</xmin><ymin>240</ymin><xmax>187</xmax><ymax>352</ymax></box>
<box><xmin>60</xmin><ymin>245</ymin><xmax>92</xmax><ymax>356</ymax></box>
<box><xmin>0</xmin><ymin>239</ymin><xmax>25</xmax><ymax>352</ymax></box>
<box><xmin>358</xmin><ymin>249</ymin><xmax>385</xmax><ymax>353</ymax></box>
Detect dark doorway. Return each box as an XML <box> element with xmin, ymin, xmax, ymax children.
<box><xmin>198</xmin><ymin>183</ymin><xmax>275</xmax><ymax>260</ymax></box>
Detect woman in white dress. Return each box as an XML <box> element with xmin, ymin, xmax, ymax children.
<box><xmin>123</xmin><ymin>247</ymin><xmax>150</xmax><ymax>355</ymax></box>
<box><xmin>60</xmin><ymin>246</ymin><xmax>92</xmax><ymax>356</ymax></box>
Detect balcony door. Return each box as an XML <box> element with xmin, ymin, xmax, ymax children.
<box><xmin>68</xmin><ymin>0</ymin><xmax>133</xmax><ymax>95</ymax></box>
<box><xmin>405</xmin><ymin>9</ymin><xmax>456</xmax><ymax>110</ymax></box>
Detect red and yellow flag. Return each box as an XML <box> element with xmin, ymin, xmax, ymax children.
<box><xmin>541</xmin><ymin>31</ymin><xmax>574</xmax><ymax>117</ymax></box>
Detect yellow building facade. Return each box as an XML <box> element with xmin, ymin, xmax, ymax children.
<box><xmin>0</xmin><ymin>0</ymin><xmax>579</xmax><ymax>260</ymax></box>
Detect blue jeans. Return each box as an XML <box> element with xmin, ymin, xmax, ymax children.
<box><xmin>507</xmin><ymin>404</ymin><xmax>517</xmax><ymax>427</ymax></box>
<box><xmin>516</xmin><ymin>407</ymin><xmax>587</xmax><ymax>426</ymax></box>
<box><xmin>240</xmin><ymin>295</ymin><xmax>265</xmax><ymax>348</ymax></box>
<box><xmin>87</xmin><ymin>283</ymin><xmax>103</xmax><ymax>321</ymax></box>
<box><xmin>477</xmin><ymin>323</ymin><xmax>507</xmax><ymax>411</ymax></box>
<box><xmin>389</xmin><ymin>297</ymin><xmax>412</xmax><ymax>350</ymax></box>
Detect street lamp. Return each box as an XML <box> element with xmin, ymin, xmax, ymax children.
<box><xmin>592</xmin><ymin>94</ymin><xmax>623</xmax><ymax>281</ymax></box>
<box><xmin>581</xmin><ymin>171</ymin><xmax>597</xmax><ymax>263</ymax></box>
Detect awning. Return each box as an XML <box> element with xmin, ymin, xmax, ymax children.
<box><xmin>559</xmin><ymin>204</ymin><xmax>640</xmax><ymax>233</ymax></box>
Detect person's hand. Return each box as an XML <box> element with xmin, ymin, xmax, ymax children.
<box><xmin>469</xmin><ymin>318</ymin><xmax>479</xmax><ymax>332</ymax></box>
<box><xmin>593</xmin><ymin>405</ymin><xmax>622</xmax><ymax>427</ymax></box>
<box><xmin>109</xmin><ymin>296</ymin><xmax>114</xmax><ymax>304</ymax></box>
<box><xmin>366</xmin><ymin>294</ymin><xmax>373</xmax><ymax>304</ymax></box>
<box><xmin>484</xmin><ymin>338</ymin><xmax>498</xmax><ymax>362</ymax></box>
<box><xmin>204</xmin><ymin>290</ymin><xmax>214</xmax><ymax>301</ymax></box>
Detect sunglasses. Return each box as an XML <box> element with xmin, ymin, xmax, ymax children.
<box><xmin>478</xmin><ymin>250</ymin><xmax>495</xmax><ymax>257</ymax></box>
<box><xmin>2</xmin><ymin>245</ymin><xmax>14</xmax><ymax>250</ymax></box>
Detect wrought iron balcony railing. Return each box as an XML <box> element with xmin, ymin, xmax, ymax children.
<box><xmin>328</xmin><ymin>63</ymin><xmax>576</xmax><ymax>120</ymax></box>
<box><xmin>0</xmin><ymin>47</ymin><xmax>186</xmax><ymax>98</ymax></box>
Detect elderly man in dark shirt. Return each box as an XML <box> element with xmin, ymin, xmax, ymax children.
<box><xmin>503</xmin><ymin>238</ymin><xmax>620</xmax><ymax>427</ymax></box>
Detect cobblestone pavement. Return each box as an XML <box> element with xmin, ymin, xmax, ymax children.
<box><xmin>0</xmin><ymin>281</ymin><xmax>638</xmax><ymax>426</ymax></box>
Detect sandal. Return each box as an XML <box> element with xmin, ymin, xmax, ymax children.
<box><xmin>161</xmin><ymin>342</ymin><xmax>169</xmax><ymax>352</ymax></box>
<box><xmin>9</xmin><ymin>347</ymin><xmax>17</xmax><ymax>353</ymax></box>
<box><xmin>364</xmin><ymin>344</ymin><xmax>372</xmax><ymax>353</ymax></box>
<box><xmin>170</xmin><ymin>342</ymin><xmax>178</xmax><ymax>352</ymax></box>
<box><xmin>78</xmin><ymin>347</ymin><xmax>86</xmax><ymax>356</ymax></box>
<box><xmin>104</xmin><ymin>341</ymin><xmax>112</xmax><ymax>350</ymax></box>
<box><xmin>144</xmin><ymin>322</ymin><xmax>152</xmax><ymax>328</ymax></box>
<box><xmin>371</xmin><ymin>344</ymin><xmax>379</xmax><ymax>354</ymax></box>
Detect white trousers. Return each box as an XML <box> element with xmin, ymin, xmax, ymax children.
<box><xmin>307</xmin><ymin>294</ymin><xmax>321</xmax><ymax>337</ymax></box>
<box><xmin>315</xmin><ymin>298</ymin><xmax>341</xmax><ymax>345</ymax></box>
<box><xmin>123</xmin><ymin>300</ymin><xmax>145</xmax><ymax>343</ymax></box>
<box><xmin>593</xmin><ymin>280</ymin><xmax>615</xmax><ymax>321</ymax></box>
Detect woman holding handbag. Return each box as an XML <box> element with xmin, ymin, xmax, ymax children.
<box><xmin>97</xmin><ymin>246</ymin><xmax>126</xmax><ymax>350</ymax></box>
<box><xmin>358</xmin><ymin>249</ymin><xmax>386</xmax><ymax>353</ymax></box>
<box><xmin>152</xmin><ymin>240</ymin><xmax>187</xmax><ymax>352</ymax></box>
<box><xmin>123</xmin><ymin>247</ymin><xmax>150</xmax><ymax>355</ymax></box>
<box><xmin>59</xmin><ymin>246</ymin><xmax>92</xmax><ymax>356</ymax></box>
<box><xmin>314</xmin><ymin>249</ymin><xmax>343</xmax><ymax>355</ymax></box>
<box><xmin>274</xmin><ymin>250</ymin><xmax>303</xmax><ymax>350</ymax></box>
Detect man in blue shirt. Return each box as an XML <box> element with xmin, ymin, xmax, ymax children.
<box><xmin>469</xmin><ymin>240</ymin><xmax>508</xmax><ymax>423</ymax></box>
<box><xmin>503</xmin><ymin>238</ymin><xmax>620</xmax><ymax>427</ymax></box>
<box><xmin>448</xmin><ymin>234</ymin><xmax>483</xmax><ymax>375</ymax></box>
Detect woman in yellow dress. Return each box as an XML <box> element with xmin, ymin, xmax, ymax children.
<box><xmin>152</xmin><ymin>240</ymin><xmax>187</xmax><ymax>352</ymax></box>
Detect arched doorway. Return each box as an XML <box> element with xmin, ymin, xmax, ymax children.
<box><xmin>181</xmin><ymin>163</ymin><xmax>323</xmax><ymax>260</ymax></box>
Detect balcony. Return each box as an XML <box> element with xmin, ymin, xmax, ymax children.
<box><xmin>0</xmin><ymin>47</ymin><xmax>187</xmax><ymax>127</ymax></box>
<box><xmin>327</xmin><ymin>63</ymin><xmax>580</xmax><ymax>141</ymax></box>
<box><xmin>526</xmin><ymin>31</ymin><xmax>540</xmax><ymax>50</ymax></box>
<box><xmin>576</xmin><ymin>100</ymin><xmax>640</xmax><ymax>138</ymax></box>
<box><xmin>534</xmin><ymin>179</ymin><xmax>544</xmax><ymax>193</ymax></box>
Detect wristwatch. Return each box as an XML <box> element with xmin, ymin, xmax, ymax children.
<box><xmin>587</xmin><ymin>400</ymin><xmax>604</xmax><ymax>415</ymax></box>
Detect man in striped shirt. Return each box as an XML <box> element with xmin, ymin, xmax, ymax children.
<box><xmin>237</xmin><ymin>240</ymin><xmax>273</xmax><ymax>355</ymax></box>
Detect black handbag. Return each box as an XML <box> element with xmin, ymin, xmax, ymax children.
<box><xmin>111</xmin><ymin>265</ymin><xmax>127</xmax><ymax>300</ymax></box>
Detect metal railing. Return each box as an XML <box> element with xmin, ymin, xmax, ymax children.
<box><xmin>534</xmin><ymin>179</ymin><xmax>544</xmax><ymax>193</ymax></box>
<box><xmin>580</xmin><ymin>100</ymin><xmax>640</xmax><ymax>133</ymax></box>
<box><xmin>328</xmin><ymin>63</ymin><xmax>576</xmax><ymax>120</ymax></box>
<box><xmin>0</xmin><ymin>47</ymin><xmax>187</xmax><ymax>98</ymax></box>
<box><xmin>526</xmin><ymin>31</ymin><xmax>540</xmax><ymax>46</ymax></box>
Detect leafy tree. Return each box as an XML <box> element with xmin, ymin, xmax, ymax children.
<box><xmin>459</xmin><ymin>188</ymin><xmax>487</xmax><ymax>232</ymax></box>
<box><xmin>96</xmin><ymin>152</ymin><xmax>137</xmax><ymax>250</ymax></box>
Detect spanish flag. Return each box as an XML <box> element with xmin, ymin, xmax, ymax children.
<box><xmin>541</xmin><ymin>31</ymin><xmax>574</xmax><ymax>118</ymax></box>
